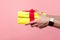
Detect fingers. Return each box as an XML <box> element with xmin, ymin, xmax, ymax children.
<box><xmin>37</xmin><ymin>11</ymin><xmax>47</xmax><ymax>16</ymax></box>
<box><xmin>38</xmin><ymin>25</ymin><xmax>45</xmax><ymax>29</ymax></box>
<box><xmin>34</xmin><ymin>24</ymin><xmax>38</xmax><ymax>27</ymax></box>
<box><xmin>25</xmin><ymin>21</ymin><xmax>37</xmax><ymax>25</ymax></box>
<box><xmin>25</xmin><ymin>22</ymin><xmax>46</xmax><ymax>29</ymax></box>
<box><xmin>37</xmin><ymin>11</ymin><xmax>41</xmax><ymax>15</ymax></box>
<box><xmin>31</xmin><ymin>24</ymin><xmax>46</xmax><ymax>29</ymax></box>
<box><xmin>25</xmin><ymin>20</ymin><xmax>38</xmax><ymax>27</ymax></box>
<box><xmin>41</xmin><ymin>12</ymin><xmax>47</xmax><ymax>16</ymax></box>
<box><xmin>38</xmin><ymin>23</ymin><xmax>47</xmax><ymax>29</ymax></box>
<box><xmin>31</xmin><ymin>24</ymin><xmax>38</xmax><ymax>27</ymax></box>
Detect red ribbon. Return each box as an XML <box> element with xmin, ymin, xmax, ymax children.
<box><xmin>23</xmin><ymin>9</ymin><xmax>36</xmax><ymax>21</ymax></box>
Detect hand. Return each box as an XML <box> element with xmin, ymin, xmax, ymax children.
<box><xmin>25</xmin><ymin>12</ymin><xmax>50</xmax><ymax>29</ymax></box>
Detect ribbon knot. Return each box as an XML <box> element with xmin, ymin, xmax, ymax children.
<box><xmin>23</xmin><ymin>9</ymin><xmax>36</xmax><ymax>21</ymax></box>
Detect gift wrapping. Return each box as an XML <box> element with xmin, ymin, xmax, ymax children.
<box><xmin>18</xmin><ymin>9</ymin><xmax>46</xmax><ymax>24</ymax></box>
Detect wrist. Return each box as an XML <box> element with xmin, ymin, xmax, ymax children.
<box><xmin>48</xmin><ymin>18</ymin><xmax>55</xmax><ymax>26</ymax></box>
<box><xmin>54</xmin><ymin>20</ymin><xmax>60</xmax><ymax>28</ymax></box>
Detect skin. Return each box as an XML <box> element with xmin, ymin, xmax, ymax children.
<box><xmin>25</xmin><ymin>12</ymin><xmax>60</xmax><ymax>29</ymax></box>
<box><xmin>47</xmin><ymin>15</ymin><xmax>60</xmax><ymax>28</ymax></box>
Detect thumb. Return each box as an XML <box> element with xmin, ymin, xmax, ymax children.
<box><xmin>36</xmin><ymin>10</ymin><xmax>47</xmax><ymax>16</ymax></box>
<box><xmin>37</xmin><ymin>12</ymin><xmax>46</xmax><ymax>16</ymax></box>
<box><xmin>40</xmin><ymin>12</ymin><xmax>47</xmax><ymax>16</ymax></box>
<box><xmin>37</xmin><ymin>12</ymin><xmax>41</xmax><ymax>16</ymax></box>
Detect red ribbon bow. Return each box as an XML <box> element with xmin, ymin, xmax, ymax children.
<box><xmin>23</xmin><ymin>9</ymin><xmax>36</xmax><ymax>21</ymax></box>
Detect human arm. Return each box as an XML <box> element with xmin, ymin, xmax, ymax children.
<box><xmin>26</xmin><ymin>12</ymin><xmax>60</xmax><ymax>29</ymax></box>
<box><xmin>47</xmin><ymin>15</ymin><xmax>60</xmax><ymax>28</ymax></box>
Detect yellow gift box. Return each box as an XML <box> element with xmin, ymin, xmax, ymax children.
<box><xmin>17</xmin><ymin>9</ymin><xmax>46</xmax><ymax>24</ymax></box>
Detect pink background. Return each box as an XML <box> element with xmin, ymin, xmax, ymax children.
<box><xmin>0</xmin><ymin>0</ymin><xmax>60</xmax><ymax>40</ymax></box>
